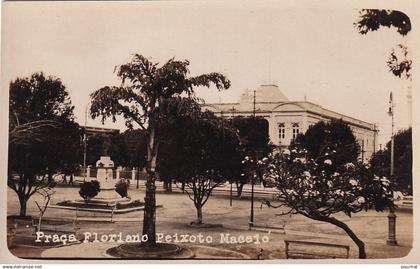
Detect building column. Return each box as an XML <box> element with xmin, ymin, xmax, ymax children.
<box><xmin>302</xmin><ymin>113</ymin><xmax>309</xmax><ymax>133</ymax></box>
<box><xmin>116</xmin><ymin>166</ymin><xmax>122</xmax><ymax>180</ymax></box>
<box><xmin>268</xmin><ymin>114</ymin><xmax>279</xmax><ymax>145</ymax></box>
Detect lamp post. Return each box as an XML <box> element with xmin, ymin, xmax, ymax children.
<box><xmin>387</xmin><ymin>91</ymin><xmax>397</xmax><ymax>246</ymax></box>
<box><xmin>249</xmin><ymin>172</ymin><xmax>255</xmax><ymax>230</ymax></box>
<box><xmin>249</xmin><ymin>90</ymin><xmax>257</xmax><ymax>229</ymax></box>
<box><xmin>229</xmin><ymin>182</ymin><xmax>233</xmax><ymax>206</ymax></box>
<box><xmin>230</xmin><ymin>106</ymin><xmax>236</xmax><ymax>207</ymax></box>
<box><xmin>83</xmin><ymin>104</ymin><xmax>88</xmax><ymax>182</ymax></box>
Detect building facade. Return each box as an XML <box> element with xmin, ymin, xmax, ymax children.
<box><xmin>202</xmin><ymin>84</ymin><xmax>378</xmax><ymax>162</ymax></box>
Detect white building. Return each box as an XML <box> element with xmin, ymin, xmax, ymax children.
<box><xmin>202</xmin><ymin>84</ymin><xmax>378</xmax><ymax>162</ymax></box>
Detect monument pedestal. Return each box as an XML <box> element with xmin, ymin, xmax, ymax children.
<box><xmin>53</xmin><ymin>153</ymin><xmax>145</xmax><ymax>215</ymax></box>
<box><xmin>91</xmin><ymin>156</ymin><xmax>131</xmax><ymax>204</ymax></box>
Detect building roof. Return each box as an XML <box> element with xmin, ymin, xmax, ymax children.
<box><xmin>246</xmin><ymin>84</ymin><xmax>289</xmax><ymax>103</ymax></box>
<box><xmin>202</xmin><ymin>84</ymin><xmax>375</xmax><ymax>131</ymax></box>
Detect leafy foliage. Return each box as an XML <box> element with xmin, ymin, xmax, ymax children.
<box><xmin>158</xmin><ymin>108</ymin><xmax>241</xmax><ymax>224</ymax></box>
<box><xmin>290</xmin><ymin>120</ymin><xmax>360</xmax><ymax>166</ymax></box>
<box><xmin>8</xmin><ymin>72</ymin><xmax>80</xmax><ymax>216</ymax></box>
<box><xmin>9</xmin><ymin>72</ymin><xmax>80</xmax><ymax>175</ymax></box>
<box><xmin>87</xmin><ymin>131</ymin><xmax>147</xmax><ymax>171</ymax></box>
<box><xmin>262</xmin><ymin>146</ymin><xmax>396</xmax><ymax>258</ymax></box>
<box><xmin>231</xmin><ymin>116</ymin><xmax>272</xmax><ymax>155</ymax></box>
<box><xmin>10</xmin><ymin>120</ymin><xmax>63</xmax><ymax>146</ymax></box>
<box><xmin>89</xmin><ymin>53</ymin><xmax>230</xmax><ymax>244</ymax></box>
<box><xmin>355</xmin><ymin>9</ymin><xmax>411</xmax><ymax>36</ymax></box>
<box><xmin>9</xmin><ymin>72</ymin><xmax>74</xmax><ymax>127</ymax></box>
<box><xmin>229</xmin><ymin>116</ymin><xmax>274</xmax><ymax>194</ymax></box>
<box><xmin>160</xmin><ymin>110</ymin><xmax>241</xmax><ymax>184</ymax></box>
<box><xmin>355</xmin><ymin>9</ymin><xmax>412</xmax><ymax>80</ymax></box>
<box><xmin>79</xmin><ymin>180</ymin><xmax>101</xmax><ymax>202</ymax></box>
<box><xmin>387</xmin><ymin>44</ymin><xmax>412</xmax><ymax>79</ymax></box>
<box><xmin>370</xmin><ymin>128</ymin><xmax>412</xmax><ymax>194</ymax></box>
<box><xmin>114</xmin><ymin>129</ymin><xmax>148</xmax><ymax>169</ymax></box>
<box><xmin>264</xmin><ymin>149</ymin><xmax>395</xmax><ymax>217</ymax></box>
<box><xmin>90</xmin><ymin>54</ymin><xmax>230</xmax><ymax>131</ymax></box>
<box><xmin>115</xmin><ymin>179</ymin><xmax>130</xmax><ymax>198</ymax></box>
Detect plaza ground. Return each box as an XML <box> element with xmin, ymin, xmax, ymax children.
<box><xmin>6</xmin><ymin>181</ymin><xmax>413</xmax><ymax>260</ymax></box>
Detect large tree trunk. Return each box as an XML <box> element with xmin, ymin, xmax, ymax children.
<box><xmin>163</xmin><ymin>181</ymin><xmax>172</xmax><ymax>192</ymax></box>
<box><xmin>236</xmin><ymin>182</ymin><xmax>244</xmax><ymax>197</ymax></box>
<box><xmin>324</xmin><ymin>216</ymin><xmax>366</xmax><ymax>259</ymax></box>
<box><xmin>167</xmin><ymin>181</ymin><xmax>172</xmax><ymax>192</ymax></box>
<box><xmin>48</xmin><ymin>173</ymin><xmax>53</xmax><ymax>185</ymax></box>
<box><xmin>142</xmin><ymin>125</ymin><xmax>158</xmax><ymax>246</ymax></box>
<box><xmin>18</xmin><ymin>195</ymin><xmax>27</xmax><ymax>217</ymax></box>
<box><xmin>143</xmin><ymin>171</ymin><xmax>157</xmax><ymax>245</ymax></box>
<box><xmin>195</xmin><ymin>204</ymin><xmax>203</xmax><ymax>225</ymax></box>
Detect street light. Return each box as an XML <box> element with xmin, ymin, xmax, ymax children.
<box><xmin>83</xmin><ymin>104</ymin><xmax>89</xmax><ymax>182</ymax></box>
<box><xmin>249</xmin><ymin>171</ymin><xmax>255</xmax><ymax>229</ymax></box>
<box><xmin>249</xmin><ymin>90</ymin><xmax>257</xmax><ymax>230</ymax></box>
<box><xmin>387</xmin><ymin>91</ymin><xmax>397</xmax><ymax>246</ymax></box>
<box><xmin>230</xmin><ymin>106</ymin><xmax>236</xmax><ymax>207</ymax></box>
<box><xmin>230</xmin><ymin>181</ymin><xmax>233</xmax><ymax>207</ymax></box>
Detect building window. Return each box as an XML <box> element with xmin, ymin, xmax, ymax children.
<box><xmin>292</xmin><ymin>123</ymin><xmax>300</xmax><ymax>139</ymax></box>
<box><xmin>278</xmin><ymin>123</ymin><xmax>286</xmax><ymax>140</ymax></box>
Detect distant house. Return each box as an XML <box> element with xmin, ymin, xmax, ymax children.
<box><xmin>201</xmin><ymin>84</ymin><xmax>378</xmax><ymax>163</ymax></box>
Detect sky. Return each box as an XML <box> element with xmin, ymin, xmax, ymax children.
<box><xmin>1</xmin><ymin>1</ymin><xmax>415</xmax><ymax>147</ymax></box>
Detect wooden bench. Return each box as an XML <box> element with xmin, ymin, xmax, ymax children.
<box><xmin>285</xmin><ymin>240</ymin><xmax>350</xmax><ymax>259</ymax></box>
<box><xmin>250</xmin><ymin>223</ymin><xmax>286</xmax><ymax>234</ymax></box>
<box><xmin>31</xmin><ymin>219</ymin><xmax>80</xmax><ymax>234</ymax></box>
<box><xmin>36</xmin><ymin>225</ymin><xmax>79</xmax><ymax>234</ymax></box>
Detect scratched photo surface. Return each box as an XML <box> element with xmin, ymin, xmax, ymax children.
<box><xmin>2</xmin><ymin>1</ymin><xmax>414</xmax><ymax>261</ymax></box>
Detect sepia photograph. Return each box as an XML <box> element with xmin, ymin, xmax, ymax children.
<box><xmin>1</xmin><ymin>0</ymin><xmax>417</xmax><ymax>263</ymax></box>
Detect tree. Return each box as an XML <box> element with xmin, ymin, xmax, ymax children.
<box><xmin>9</xmin><ymin>120</ymin><xmax>63</xmax><ymax>146</ymax></box>
<box><xmin>231</xmin><ymin>116</ymin><xmax>271</xmax><ymax>154</ymax></box>
<box><xmin>291</xmin><ymin>120</ymin><xmax>360</xmax><ymax>166</ymax></box>
<box><xmin>230</xmin><ymin>116</ymin><xmax>273</xmax><ymax>196</ymax></box>
<box><xmin>85</xmin><ymin>134</ymin><xmax>106</xmax><ymax>166</ymax></box>
<box><xmin>262</xmin><ymin>147</ymin><xmax>396</xmax><ymax>258</ymax></box>
<box><xmin>159</xmin><ymin>109</ymin><xmax>241</xmax><ymax>225</ymax></box>
<box><xmin>84</xmin><ymin>130</ymin><xmax>147</xmax><ymax>170</ymax></box>
<box><xmin>9</xmin><ymin>72</ymin><xmax>74</xmax><ymax>126</ymax></box>
<box><xmin>355</xmin><ymin>9</ymin><xmax>412</xmax><ymax>79</ymax></box>
<box><xmin>112</xmin><ymin>130</ymin><xmax>148</xmax><ymax>169</ymax></box>
<box><xmin>85</xmin><ymin>133</ymin><xmax>125</xmax><ymax>167</ymax></box>
<box><xmin>8</xmin><ymin>136</ymin><xmax>55</xmax><ymax>217</ymax></box>
<box><xmin>156</xmin><ymin>98</ymin><xmax>204</xmax><ymax>192</ymax></box>
<box><xmin>370</xmin><ymin>128</ymin><xmax>412</xmax><ymax>194</ymax></box>
<box><xmin>90</xmin><ymin>54</ymin><xmax>230</xmax><ymax>245</ymax></box>
<box><xmin>47</xmin><ymin>121</ymin><xmax>82</xmax><ymax>183</ymax></box>
<box><xmin>8</xmin><ymin>72</ymin><xmax>80</xmax><ymax>217</ymax></box>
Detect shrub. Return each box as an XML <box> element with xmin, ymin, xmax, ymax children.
<box><xmin>79</xmin><ymin>180</ymin><xmax>100</xmax><ymax>202</ymax></box>
<box><xmin>115</xmin><ymin>179</ymin><xmax>129</xmax><ymax>198</ymax></box>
